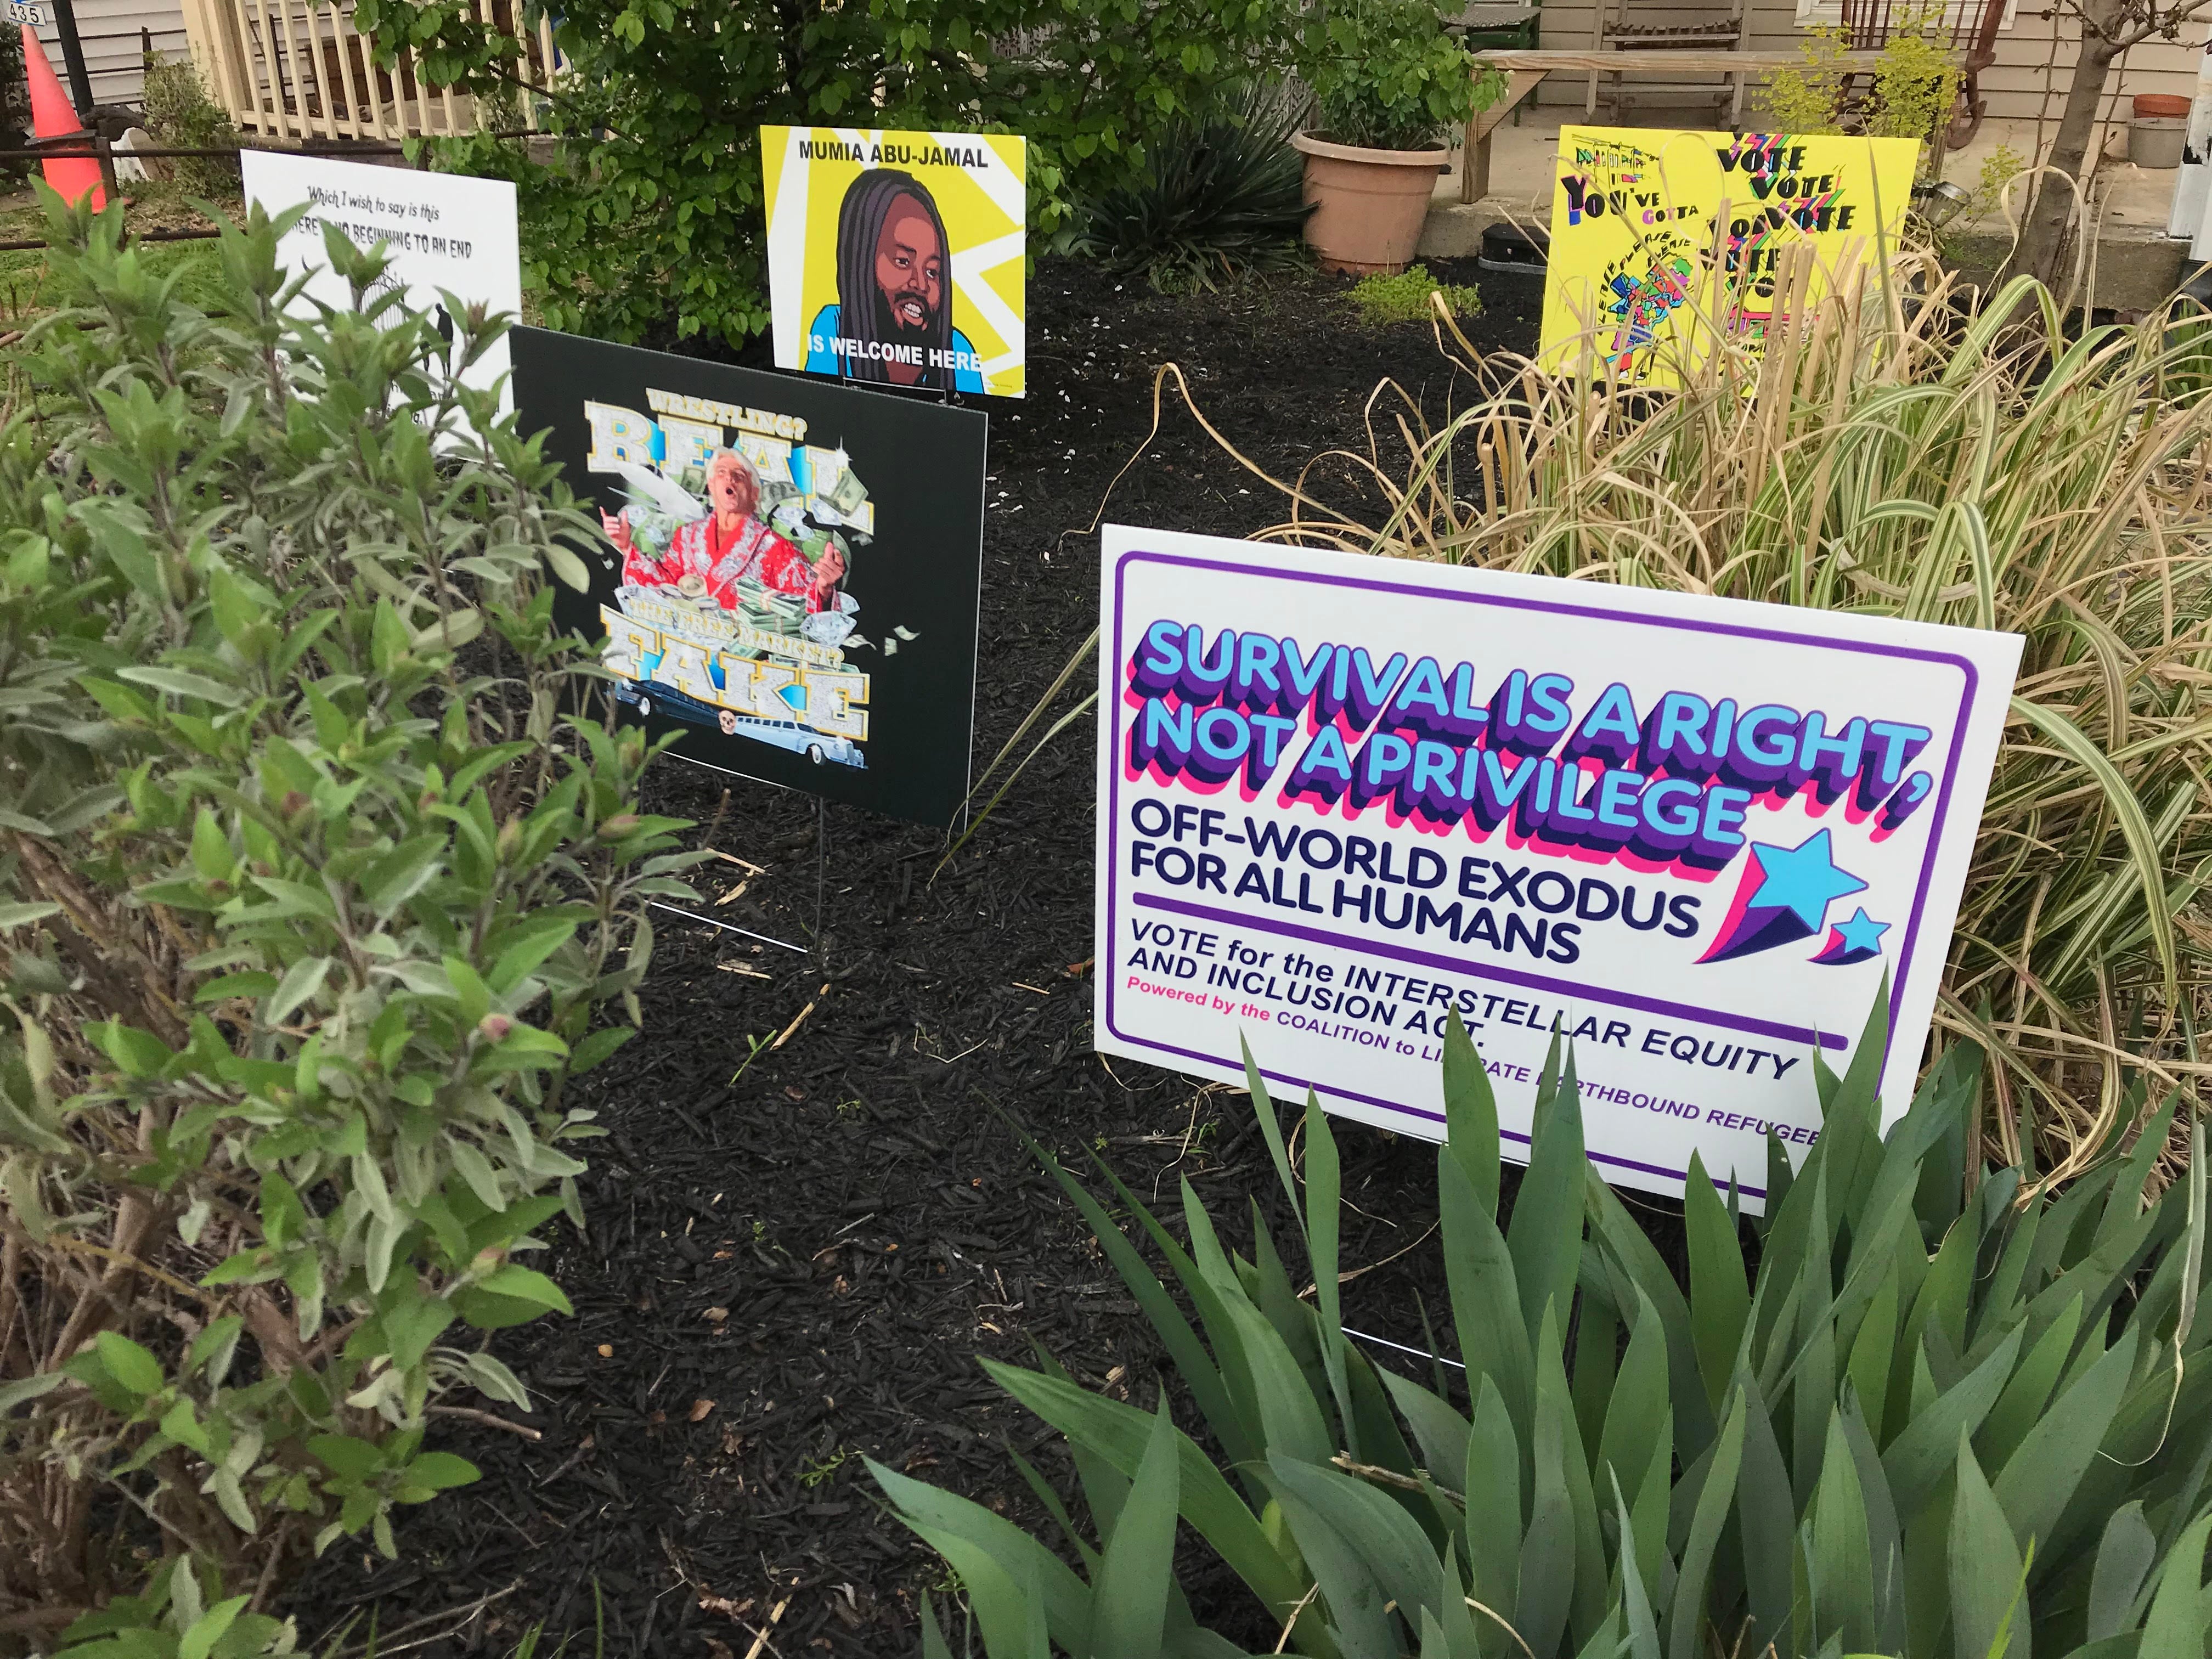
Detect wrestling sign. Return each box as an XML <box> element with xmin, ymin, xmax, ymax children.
<box><xmin>512</xmin><ymin>327</ymin><xmax>986</xmax><ymax>825</ymax></box>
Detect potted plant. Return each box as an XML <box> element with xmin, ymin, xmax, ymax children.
<box><xmin>1294</xmin><ymin>0</ymin><xmax>1506</xmax><ymax>273</ymax></box>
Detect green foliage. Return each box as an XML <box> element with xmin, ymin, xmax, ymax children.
<box><xmin>1348</xmin><ymin>262</ymin><xmax>1481</xmax><ymax>325</ymax></box>
<box><xmin>876</xmin><ymin>1007</ymin><xmax>2212</xmax><ymax>1656</ymax></box>
<box><xmin>1973</xmin><ymin>143</ymin><xmax>2027</xmax><ymax>206</ymax></box>
<box><xmin>1299</xmin><ymin>0</ymin><xmax>1506</xmax><ymax>154</ymax></box>
<box><xmin>1871</xmin><ymin>27</ymin><xmax>1963</xmax><ymax>151</ymax></box>
<box><xmin>355</xmin><ymin>0</ymin><xmax>1297</xmax><ymax>347</ymax></box>
<box><xmin>0</xmin><ymin>187</ymin><xmax>690</xmax><ymax>1639</ymax></box>
<box><xmin>1931</xmin><ymin>143</ymin><xmax>2027</xmax><ymax>245</ymax></box>
<box><xmin>0</xmin><ymin>226</ymin><xmax>227</xmax><ymax>328</ymax></box>
<box><xmin>1074</xmin><ymin>83</ymin><xmax>1312</xmax><ymax>294</ymax></box>
<box><xmin>139</xmin><ymin>52</ymin><xmax>244</xmax><ymax>201</ymax></box>
<box><xmin>0</xmin><ymin>27</ymin><xmax>26</xmax><ymax>157</ymax></box>
<box><xmin>1764</xmin><ymin>16</ymin><xmax>1962</xmax><ymax>162</ymax></box>
<box><xmin>51</xmin><ymin>1555</ymin><xmax>298</xmax><ymax>1657</ymax></box>
<box><xmin>1762</xmin><ymin>29</ymin><xmax>1852</xmax><ymax>137</ymax></box>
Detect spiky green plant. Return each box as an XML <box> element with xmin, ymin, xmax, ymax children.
<box><xmin>1073</xmin><ymin>84</ymin><xmax>1314</xmax><ymax>295</ymax></box>
<box><xmin>873</xmin><ymin>999</ymin><xmax>2212</xmax><ymax>1657</ymax></box>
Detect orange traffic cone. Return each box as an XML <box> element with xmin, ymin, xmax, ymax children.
<box><xmin>21</xmin><ymin>25</ymin><xmax>103</xmax><ymax>210</ymax></box>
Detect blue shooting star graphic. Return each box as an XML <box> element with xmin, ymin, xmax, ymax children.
<box><xmin>1699</xmin><ymin>828</ymin><xmax>1870</xmax><ymax>964</ymax></box>
<box><xmin>1812</xmin><ymin>906</ymin><xmax>1890</xmax><ymax>966</ymax></box>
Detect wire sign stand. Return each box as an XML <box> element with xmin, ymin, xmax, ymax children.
<box><xmin>642</xmin><ymin>763</ymin><xmax>831</xmax><ymax>967</ymax></box>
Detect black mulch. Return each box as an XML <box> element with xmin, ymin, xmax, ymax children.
<box><xmin>287</xmin><ymin>256</ymin><xmax>1690</xmax><ymax>1657</ymax></box>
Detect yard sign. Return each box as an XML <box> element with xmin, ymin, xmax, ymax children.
<box><xmin>1538</xmin><ymin>127</ymin><xmax>1918</xmax><ymax>389</ymax></box>
<box><xmin>511</xmin><ymin>328</ymin><xmax>986</xmax><ymax>826</ymax></box>
<box><xmin>760</xmin><ymin>126</ymin><xmax>1026</xmax><ymax>398</ymax></box>
<box><xmin>240</xmin><ymin>151</ymin><xmax>522</xmax><ymax>427</ymax></box>
<box><xmin>1093</xmin><ymin>527</ymin><xmax>2020</xmax><ymax>1206</ymax></box>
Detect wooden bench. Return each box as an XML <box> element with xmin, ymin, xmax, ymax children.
<box><xmin>1459</xmin><ymin>48</ymin><xmax>1882</xmax><ymax>202</ymax></box>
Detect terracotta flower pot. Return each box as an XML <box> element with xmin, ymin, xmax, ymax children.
<box><xmin>1291</xmin><ymin>131</ymin><xmax>1449</xmax><ymax>276</ymax></box>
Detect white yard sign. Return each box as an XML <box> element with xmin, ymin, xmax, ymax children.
<box><xmin>241</xmin><ymin>151</ymin><xmax>522</xmax><ymax>426</ymax></box>
<box><xmin>1094</xmin><ymin>526</ymin><xmax>2021</xmax><ymax>1208</ymax></box>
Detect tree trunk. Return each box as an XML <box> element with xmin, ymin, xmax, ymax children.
<box><xmin>2018</xmin><ymin>22</ymin><xmax>2121</xmax><ymax>289</ymax></box>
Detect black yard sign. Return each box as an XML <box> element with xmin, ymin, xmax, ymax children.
<box><xmin>512</xmin><ymin>326</ymin><xmax>986</xmax><ymax>826</ymax></box>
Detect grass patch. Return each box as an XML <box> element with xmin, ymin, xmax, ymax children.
<box><xmin>0</xmin><ymin>238</ymin><xmax>229</xmax><ymax>321</ymax></box>
<box><xmin>1347</xmin><ymin>262</ymin><xmax>1480</xmax><ymax>325</ymax></box>
<box><xmin>0</xmin><ymin>199</ymin><xmax>233</xmax><ymax>327</ymax></box>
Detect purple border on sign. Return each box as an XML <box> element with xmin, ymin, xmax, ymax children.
<box><xmin>1102</xmin><ymin>545</ymin><xmax>1981</xmax><ymax>1189</ymax></box>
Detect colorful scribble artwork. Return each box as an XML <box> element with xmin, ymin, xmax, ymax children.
<box><xmin>1598</xmin><ymin>249</ymin><xmax>1697</xmax><ymax>374</ymax></box>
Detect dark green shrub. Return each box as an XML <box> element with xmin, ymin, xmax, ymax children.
<box><xmin>0</xmin><ymin>27</ymin><xmax>26</xmax><ymax>145</ymax></box>
<box><xmin>0</xmin><ymin>188</ymin><xmax>690</xmax><ymax>1651</ymax></box>
<box><xmin>1298</xmin><ymin>0</ymin><xmax>1504</xmax><ymax>154</ymax></box>
<box><xmin>874</xmin><ymin>1003</ymin><xmax>2212</xmax><ymax>1657</ymax></box>
<box><xmin>352</xmin><ymin>0</ymin><xmax>1300</xmax><ymax>346</ymax></box>
<box><xmin>1073</xmin><ymin>84</ymin><xmax>1311</xmax><ymax>293</ymax></box>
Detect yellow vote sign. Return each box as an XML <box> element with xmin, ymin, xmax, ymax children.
<box><xmin>761</xmin><ymin>126</ymin><xmax>1026</xmax><ymax>399</ymax></box>
<box><xmin>1538</xmin><ymin>127</ymin><xmax>1918</xmax><ymax>387</ymax></box>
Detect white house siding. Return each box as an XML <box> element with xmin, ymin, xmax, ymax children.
<box><xmin>1536</xmin><ymin>0</ymin><xmax>2210</xmax><ymax>136</ymax></box>
<box><xmin>32</xmin><ymin>0</ymin><xmax>191</xmax><ymax>106</ymax></box>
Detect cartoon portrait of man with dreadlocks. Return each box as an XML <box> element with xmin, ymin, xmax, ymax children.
<box><xmin>761</xmin><ymin>126</ymin><xmax>1027</xmax><ymax>399</ymax></box>
<box><xmin>802</xmin><ymin>171</ymin><xmax>985</xmax><ymax>393</ymax></box>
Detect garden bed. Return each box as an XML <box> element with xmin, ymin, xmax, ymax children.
<box><xmin>289</xmin><ymin>256</ymin><xmax>1559</xmax><ymax>1656</ymax></box>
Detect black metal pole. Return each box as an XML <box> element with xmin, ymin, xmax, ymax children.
<box><xmin>47</xmin><ymin>0</ymin><xmax>97</xmax><ymax>119</ymax></box>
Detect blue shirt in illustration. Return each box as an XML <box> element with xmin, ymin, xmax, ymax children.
<box><xmin>804</xmin><ymin>304</ymin><xmax>986</xmax><ymax>393</ymax></box>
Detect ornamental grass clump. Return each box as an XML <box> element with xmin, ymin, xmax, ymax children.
<box><xmin>1245</xmin><ymin>258</ymin><xmax>2212</xmax><ymax>1176</ymax></box>
<box><xmin>1074</xmin><ymin>83</ymin><xmax>1313</xmax><ymax>294</ymax></box>
<box><xmin>874</xmin><ymin>1004</ymin><xmax>2212</xmax><ymax>1657</ymax></box>
<box><xmin>0</xmin><ymin>188</ymin><xmax>691</xmax><ymax>1649</ymax></box>
<box><xmin>975</xmin><ymin>252</ymin><xmax>2212</xmax><ymax>1171</ymax></box>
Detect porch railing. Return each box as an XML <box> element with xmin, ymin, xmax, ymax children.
<box><xmin>181</xmin><ymin>0</ymin><xmax>561</xmax><ymax>140</ymax></box>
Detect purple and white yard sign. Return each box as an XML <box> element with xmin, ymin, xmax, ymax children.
<box><xmin>1092</xmin><ymin>526</ymin><xmax>2021</xmax><ymax>1206</ymax></box>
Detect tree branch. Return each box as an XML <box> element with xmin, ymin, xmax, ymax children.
<box><xmin>2111</xmin><ymin>0</ymin><xmax>2212</xmax><ymax>50</ymax></box>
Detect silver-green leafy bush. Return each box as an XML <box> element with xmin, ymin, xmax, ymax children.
<box><xmin>875</xmin><ymin>1002</ymin><xmax>2212</xmax><ymax>1658</ymax></box>
<box><xmin>0</xmin><ymin>188</ymin><xmax>692</xmax><ymax>1649</ymax></box>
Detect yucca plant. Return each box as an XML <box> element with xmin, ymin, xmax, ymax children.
<box><xmin>872</xmin><ymin>998</ymin><xmax>2212</xmax><ymax>1657</ymax></box>
<box><xmin>1073</xmin><ymin>84</ymin><xmax>1314</xmax><ymax>294</ymax></box>
<box><xmin>969</xmin><ymin>254</ymin><xmax>2212</xmax><ymax>1172</ymax></box>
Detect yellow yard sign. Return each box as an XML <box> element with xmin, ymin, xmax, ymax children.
<box><xmin>1538</xmin><ymin>127</ymin><xmax>1919</xmax><ymax>388</ymax></box>
<box><xmin>761</xmin><ymin>126</ymin><xmax>1026</xmax><ymax>399</ymax></box>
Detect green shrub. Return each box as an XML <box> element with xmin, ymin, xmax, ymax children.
<box><xmin>139</xmin><ymin>52</ymin><xmax>242</xmax><ymax>201</ymax></box>
<box><xmin>0</xmin><ymin>188</ymin><xmax>691</xmax><ymax>1646</ymax></box>
<box><xmin>1298</xmin><ymin>0</ymin><xmax>1505</xmax><ymax>154</ymax></box>
<box><xmin>873</xmin><ymin>1003</ymin><xmax>2212</xmax><ymax>1656</ymax></box>
<box><xmin>1764</xmin><ymin>18</ymin><xmax>1962</xmax><ymax>166</ymax></box>
<box><xmin>0</xmin><ymin>27</ymin><xmax>27</xmax><ymax>156</ymax></box>
<box><xmin>354</xmin><ymin>0</ymin><xmax>1298</xmax><ymax>346</ymax></box>
<box><xmin>1348</xmin><ymin>262</ymin><xmax>1481</xmax><ymax>324</ymax></box>
<box><xmin>1073</xmin><ymin>83</ymin><xmax>1312</xmax><ymax>294</ymax></box>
